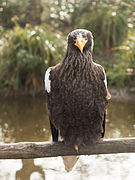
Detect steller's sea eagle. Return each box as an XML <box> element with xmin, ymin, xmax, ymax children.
<box><xmin>45</xmin><ymin>29</ymin><xmax>111</xmax><ymax>152</ymax></box>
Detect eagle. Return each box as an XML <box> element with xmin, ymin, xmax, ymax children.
<box><xmin>45</xmin><ymin>29</ymin><xmax>111</xmax><ymax>152</ymax></box>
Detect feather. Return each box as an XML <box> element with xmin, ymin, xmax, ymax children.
<box><xmin>62</xmin><ymin>156</ymin><xmax>79</xmax><ymax>172</ymax></box>
<box><xmin>102</xmin><ymin>67</ymin><xmax>107</xmax><ymax>89</ymax></box>
<box><xmin>45</xmin><ymin>68</ymin><xmax>51</xmax><ymax>93</ymax></box>
<box><xmin>92</xmin><ymin>62</ymin><xmax>107</xmax><ymax>88</ymax></box>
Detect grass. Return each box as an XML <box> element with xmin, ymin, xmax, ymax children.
<box><xmin>0</xmin><ymin>24</ymin><xmax>66</xmax><ymax>96</ymax></box>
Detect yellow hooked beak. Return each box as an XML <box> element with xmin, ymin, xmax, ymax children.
<box><xmin>75</xmin><ymin>37</ymin><xmax>87</xmax><ymax>53</ymax></box>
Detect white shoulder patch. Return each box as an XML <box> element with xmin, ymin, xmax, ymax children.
<box><xmin>93</xmin><ymin>62</ymin><xmax>107</xmax><ymax>88</ymax></box>
<box><xmin>91</xmin><ymin>38</ymin><xmax>94</xmax><ymax>51</ymax></box>
<box><xmin>102</xmin><ymin>67</ymin><xmax>107</xmax><ymax>88</ymax></box>
<box><xmin>45</xmin><ymin>68</ymin><xmax>51</xmax><ymax>93</ymax></box>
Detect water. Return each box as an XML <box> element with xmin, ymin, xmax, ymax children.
<box><xmin>0</xmin><ymin>97</ymin><xmax>135</xmax><ymax>180</ymax></box>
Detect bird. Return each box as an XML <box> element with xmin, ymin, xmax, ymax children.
<box><xmin>45</xmin><ymin>29</ymin><xmax>111</xmax><ymax>152</ymax></box>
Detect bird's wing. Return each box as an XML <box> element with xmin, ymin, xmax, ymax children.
<box><xmin>93</xmin><ymin>62</ymin><xmax>111</xmax><ymax>138</ymax></box>
<box><xmin>99</xmin><ymin>66</ymin><xmax>111</xmax><ymax>137</ymax></box>
<box><xmin>45</xmin><ymin>67</ymin><xmax>58</xmax><ymax>142</ymax></box>
<box><xmin>101</xmin><ymin>112</ymin><xmax>106</xmax><ymax>138</ymax></box>
<box><xmin>45</xmin><ymin>68</ymin><xmax>51</xmax><ymax>94</ymax></box>
<box><xmin>102</xmin><ymin>67</ymin><xmax>111</xmax><ymax>100</ymax></box>
<box><xmin>101</xmin><ymin>67</ymin><xmax>111</xmax><ymax>136</ymax></box>
<box><xmin>102</xmin><ymin>67</ymin><xmax>107</xmax><ymax>89</ymax></box>
<box><xmin>44</xmin><ymin>67</ymin><xmax>51</xmax><ymax>109</ymax></box>
<box><xmin>93</xmin><ymin>62</ymin><xmax>111</xmax><ymax>100</ymax></box>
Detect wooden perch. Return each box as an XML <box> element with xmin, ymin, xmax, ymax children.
<box><xmin>0</xmin><ymin>138</ymin><xmax>135</xmax><ymax>159</ymax></box>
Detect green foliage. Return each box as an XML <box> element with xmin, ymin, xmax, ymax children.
<box><xmin>107</xmin><ymin>31</ymin><xmax>135</xmax><ymax>90</ymax></box>
<box><xmin>78</xmin><ymin>5</ymin><xmax>128</xmax><ymax>50</ymax></box>
<box><xmin>0</xmin><ymin>0</ymin><xmax>42</xmax><ymax>30</ymax></box>
<box><xmin>0</xmin><ymin>25</ymin><xmax>66</xmax><ymax>95</ymax></box>
<box><xmin>42</xmin><ymin>0</ymin><xmax>133</xmax><ymax>51</ymax></box>
<box><xmin>41</xmin><ymin>0</ymin><xmax>81</xmax><ymax>28</ymax></box>
<box><xmin>0</xmin><ymin>0</ymin><xmax>29</xmax><ymax>29</ymax></box>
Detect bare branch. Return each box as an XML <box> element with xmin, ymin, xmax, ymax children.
<box><xmin>0</xmin><ymin>138</ymin><xmax>135</xmax><ymax>159</ymax></box>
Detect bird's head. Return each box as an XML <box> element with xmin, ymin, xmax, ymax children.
<box><xmin>67</xmin><ymin>29</ymin><xmax>94</xmax><ymax>54</ymax></box>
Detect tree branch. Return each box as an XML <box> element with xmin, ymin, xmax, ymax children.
<box><xmin>0</xmin><ymin>138</ymin><xmax>135</xmax><ymax>159</ymax></box>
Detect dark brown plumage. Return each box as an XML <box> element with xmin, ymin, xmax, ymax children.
<box><xmin>45</xmin><ymin>29</ymin><xmax>111</xmax><ymax>148</ymax></box>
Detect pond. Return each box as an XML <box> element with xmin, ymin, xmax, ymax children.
<box><xmin>0</xmin><ymin>97</ymin><xmax>135</xmax><ymax>180</ymax></box>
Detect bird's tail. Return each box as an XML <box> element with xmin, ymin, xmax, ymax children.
<box><xmin>62</xmin><ymin>144</ymin><xmax>79</xmax><ymax>172</ymax></box>
<box><xmin>62</xmin><ymin>156</ymin><xmax>79</xmax><ymax>172</ymax></box>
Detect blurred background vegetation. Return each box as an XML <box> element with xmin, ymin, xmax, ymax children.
<box><xmin>0</xmin><ymin>0</ymin><xmax>135</xmax><ymax>96</ymax></box>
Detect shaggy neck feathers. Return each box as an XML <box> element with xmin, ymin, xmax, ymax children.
<box><xmin>57</xmin><ymin>49</ymin><xmax>94</xmax><ymax>83</ymax></box>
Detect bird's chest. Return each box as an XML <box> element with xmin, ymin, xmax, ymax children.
<box><xmin>51</xmin><ymin>78</ymin><xmax>94</xmax><ymax>106</ymax></box>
